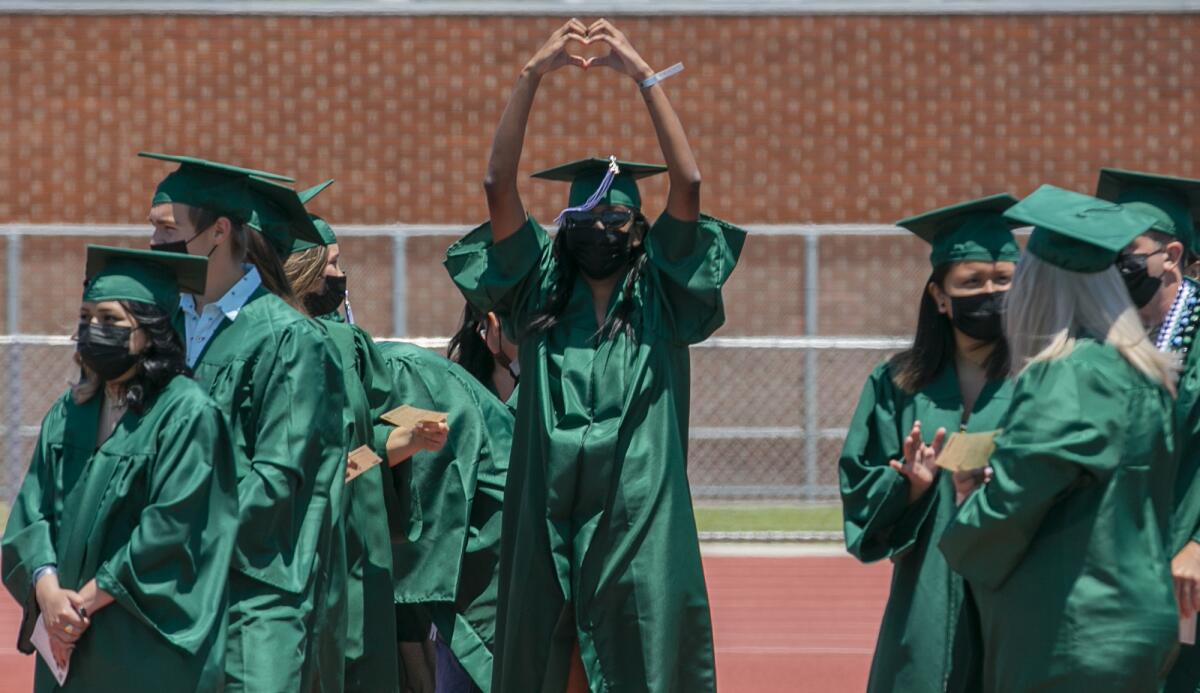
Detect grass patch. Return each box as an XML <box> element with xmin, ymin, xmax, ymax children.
<box><xmin>694</xmin><ymin>502</ymin><xmax>842</xmax><ymax>533</ymax></box>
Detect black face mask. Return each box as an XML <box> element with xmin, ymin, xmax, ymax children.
<box><xmin>304</xmin><ymin>275</ymin><xmax>347</xmax><ymax>318</ymax></box>
<box><xmin>150</xmin><ymin>224</ymin><xmax>217</xmax><ymax>257</ymax></box>
<box><xmin>1117</xmin><ymin>252</ymin><xmax>1165</xmax><ymax>309</ymax></box>
<box><xmin>77</xmin><ymin>323</ymin><xmax>139</xmax><ymax>380</ymax></box>
<box><xmin>948</xmin><ymin>291</ymin><xmax>1005</xmax><ymax>342</ymax></box>
<box><xmin>564</xmin><ymin>225</ymin><xmax>632</xmax><ymax>280</ymax></box>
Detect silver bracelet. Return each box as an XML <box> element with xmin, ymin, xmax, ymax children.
<box><xmin>32</xmin><ymin>564</ymin><xmax>57</xmax><ymax>587</ymax></box>
<box><xmin>639</xmin><ymin>62</ymin><xmax>685</xmax><ymax>90</ymax></box>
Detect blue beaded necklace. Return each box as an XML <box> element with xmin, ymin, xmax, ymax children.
<box><xmin>1155</xmin><ymin>279</ymin><xmax>1200</xmax><ymax>357</ymax></box>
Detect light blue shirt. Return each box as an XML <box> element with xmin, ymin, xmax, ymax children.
<box><xmin>180</xmin><ymin>265</ymin><xmax>262</xmax><ymax>368</ymax></box>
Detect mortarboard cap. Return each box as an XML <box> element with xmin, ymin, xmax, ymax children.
<box><xmin>1005</xmin><ymin>184</ymin><xmax>1158</xmax><ymax>273</ymax></box>
<box><xmin>1095</xmin><ymin>167</ymin><xmax>1200</xmax><ymax>253</ymax></box>
<box><xmin>83</xmin><ymin>244</ymin><xmax>208</xmax><ymax>313</ymax></box>
<box><xmin>896</xmin><ymin>193</ymin><xmax>1022</xmax><ymax>269</ymax></box>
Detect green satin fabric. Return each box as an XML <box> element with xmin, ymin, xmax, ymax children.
<box><xmin>317</xmin><ymin>315</ymin><xmax>406</xmax><ymax>693</ymax></box>
<box><xmin>1</xmin><ymin>377</ymin><xmax>239</xmax><ymax>692</ymax></box>
<box><xmin>1163</xmin><ymin>279</ymin><xmax>1200</xmax><ymax>692</ymax></box>
<box><xmin>376</xmin><ymin>342</ymin><xmax>513</xmax><ymax>691</ymax></box>
<box><xmin>182</xmin><ymin>287</ymin><xmax>348</xmax><ymax>692</ymax></box>
<box><xmin>940</xmin><ymin>339</ymin><xmax>1179</xmax><ymax>692</ymax></box>
<box><xmin>839</xmin><ymin>362</ymin><xmax>1012</xmax><ymax>693</ymax></box>
<box><xmin>445</xmin><ymin>212</ymin><xmax>745</xmax><ymax>693</ymax></box>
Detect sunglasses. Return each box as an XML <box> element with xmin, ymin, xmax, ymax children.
<box><xmin>561</xmin><ymin>210</ymin><xmax>634</xmax><ymax>231</ymax></box>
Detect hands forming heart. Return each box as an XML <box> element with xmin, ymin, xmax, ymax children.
<box><xmin>525</xmin><ymin>18</ymin><xmax>654</xmax><ymax>83</ymax></box>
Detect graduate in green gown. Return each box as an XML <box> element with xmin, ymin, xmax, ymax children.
<box><xmin>839</xmin><ymin>194</ymin><xmax>1021</xmax><ymax>693</ymax></box>
<box><xmin>444</xmin><ymin>20</ymin><xmax>745</xmax><ymax>692</ymax></box>
<box><xmin>142</xmin><ymin>153</ymin><xmax>348</xmax><ymax>693</ymax></box>
<box><xmin>1096</xmin><ymin>169</ymin><xmax>1200</xmax><ymax>692</ymax></box>
<box><xmin>940</xmin><ymin>184</ymin><xmax>1181</xmax><ymax>692</ymax></box>
<box><xmin>375</xmin><ymin>326</ymin><xmax>514</xmax><ymax>693</ymax></box>
<box><xmin>280</xmin><ymin>181</ymin><xmax>448</xmax><ymax>693</ymax></box>
<box><xmin>394</xmin><ymin>304</ymin><xmax>520</xmax><ymax>693</ymax></box>
<box><xmin>2</xmin><ymin>246</ymin><xmax>238</xmax><ymax>692</ymax></box>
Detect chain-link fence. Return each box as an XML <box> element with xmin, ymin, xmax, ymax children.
<box><xmin>0</xmin><ymin>225</ymin><xmax>931</xmax><ymax>542</ymax></box>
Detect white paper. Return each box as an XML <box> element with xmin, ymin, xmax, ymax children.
<box><xmin>1181</xmin><ymin>612</ymin><xmax>1197</xmax><ymax>646</ymax></box>
<box><xmin>30</xmin><ymin>614</ymin><xmax>70</xmax><ymax>685</ymax></box>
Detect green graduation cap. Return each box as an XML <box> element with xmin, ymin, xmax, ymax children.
<box><xmin>896</xmin><ymin>194</ymin><xmax>1022</xmax><ymax>268</ymax></box>
<box><xmin>1095</xmin><ymin>168</ymin><xmax>1200</xmax><ymax>253</ymax></box>
<box><xmin>1004</xmin><ymin>184</ymin><xmax>1159</xmax><ymax>273</ymax></box>
<box><xmin>83</xmin><ymin>244</ymin><xmax>208</xmax><ymax>313</ymax></box>
<box><xmin>247</xmin><ymin>177</ymin><xmax>325</xmax><ymax>259</ymax></box>
<box><xmin>532</xmin><ymin>156</ymin><xmax>668</xmax><ymax>220</ymax></box>
<box><xmin>289</xmin><ymin>179</ymin><xmax>339</xmax><ymax>255</ymax></box>
<box><xmin>141</xmin><ymin>151</ymin><xmax>294</xmax><ymax>227</ymax></box>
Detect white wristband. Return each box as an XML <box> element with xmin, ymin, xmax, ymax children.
<box><xmin>639</xmin><ymin>62</ymin><xmax>684</xmax><ymax>90</ymax></box>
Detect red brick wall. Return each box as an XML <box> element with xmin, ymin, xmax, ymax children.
<box><xmin>3</xmin><ymin>13</ymin><xmax>1199</xmax><ymax>335</ymax></box>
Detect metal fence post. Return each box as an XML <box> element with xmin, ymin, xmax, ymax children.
<box><xmin>803</xmin><ymin>233</ymin><xmax>820</xmax><ymax>500</ymax></box>
<box><xmin>392</xmin><ymin>232</ymin><xmax>407</xmax><ymax>337</ymax></box>
<box><xmin>5</xmin><ymin>233</ymin><xmax>23</xmax><ymax>504</ymax></box>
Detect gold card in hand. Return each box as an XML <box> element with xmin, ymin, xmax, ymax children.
<box><xmin>379</xmin><ymin>404</ymin><xmax>449</xmax><ymax>430</ymax></box>
<box><xmin>345</xmin><ymin>445</ymin><xmax>383</xmax><ymax>484</ymax></box>
<box><xmin>934</xmin><ymin>430</ymin><xmax>1000</xmax><ymax>472</ymax></box>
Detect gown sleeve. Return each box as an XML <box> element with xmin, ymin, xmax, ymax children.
<box><xmin>938</xmin><ymin>358</ymin><xmax>1111</xmax><ymax>591</ymax></box>
<box><xmin>838</xmin><ymin>364</ymin><xmax>938</xmax><ymax>562</ymax></box>
<box><xmin>1</xmin><ymin>393</ymin><xmax>68</xmax><ymax>646</ymax></box>
<box><xmin>643</xmin><ymin>212</ymin><xmax>747</xmax><ymax>345</ymax></box>
<box><xmin>94</xmin><ymin>395</ymin><xmax>239</xmax><ymax>654</ymax></box>
<box><xmin>234</xmin><ymin>322</ymin><xmax>346</xmax><ymax>593</ymax></box>
<box><xmin>443</xmin><ymin>216</ymin><xmax>554</xmax><ymax>332</ymax></box>
<box><xmin>353</xmin><ymin>326</ymin><xmax>415</xmax><ymax>544</ymax></box>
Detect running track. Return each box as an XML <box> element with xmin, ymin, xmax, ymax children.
<box><xmin>0</xmin><ymin>552</ymin><xmax>890</xmax><ymax>692</ymax></box>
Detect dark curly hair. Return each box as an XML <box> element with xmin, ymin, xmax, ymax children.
<box><xmin>119</xmin><ymin>300</ymin><xmax>191</xmax><ymax>414</ymax></box>
<box><xmin>526</xmin><ymin>211</ymin><xmax>650</xmax><ymax>343</ymax></box>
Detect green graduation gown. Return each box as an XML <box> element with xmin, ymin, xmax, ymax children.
<box><xmin>839</xmin><ymin>362</ymin><xmax>1012</xmax><ymax>693</ymax></box>
<box><xmin>1164</xmin><ymin>278</ymin><xmax>1200</xmax><ymax>693</ymax></box>
<box><xmin>375</xmin><ymin>342</ymin><xmax>513</xmax><ymax>691</ymax></box>
<box><xmin>1</xmin><ymin>376</ymin><xmax>239</xmax><ymax>692</ymax></box>
<box><xmin>940</xmin><ymin>338</ymin><xmax>1179</xmax><ymax>692</ymax></box>
<box><xmin>182</xmin><ymin>287</ymin><xmax>348</xmax><ymax>693</ymax></box>
<box><xmin>444</xmin><ymin>212</ymin><xmax>745</xmax><ymax>692</ymax></box>
<box><xmin>316</xmin><ymin>314</ymin><xmax>406</xmax><ymax>693</ymax></box>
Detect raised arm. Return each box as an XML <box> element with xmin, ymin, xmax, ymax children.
<box><xmin>485</xmin><ymin>20</ymin><xmax>588</xmax><ymax>240</ymax></box>
<box><xmin>586</xmin><ymin>19</ymin><xmax>701</xmax><ymax>221</ymax></box>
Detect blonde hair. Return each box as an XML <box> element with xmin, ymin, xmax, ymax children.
<box><xmin>1004</xmin><ymin>253</ymin><xmax>1178</xmax><ymax>395</ymax></box>
<box><xmin>282</xmin><ymin>245</ymin><xmax>329</xmax><ymax>317</ymax></box>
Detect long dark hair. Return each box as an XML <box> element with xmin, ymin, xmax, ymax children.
<box><xmin>888</xmin><ymin>265</ymin><xmax>1010</xmax><ymax>393</ymax></box>
<box><xmin>447</xmin><ymin>304</ymin><xmax>494</xmax><ymax>387</ymax></box>
<box><xmin>526</xmin><ymin>211</ymin><xmax>651</xmax><ymax>342</ymax></box>
<box><xmin>120</xmin><ymin>300</ymin><xmax>191</xmax><ymax>414</ymax></box>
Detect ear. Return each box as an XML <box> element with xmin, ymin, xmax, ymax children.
<box><xmin>484</xmin><ymin>312</ymin><xmax>503</xmax><ymax>355</ymax></box>
<box><xmin>927</xmin><ymin>281</ymin><xmax>950</xmax><ymax>316</ymax></box>
<box><xmin>210</xmin><ymin>216</ymin><xmax>233</xmax><ymax>246</ymax></box>
<box><xmin>1164</xmin><ymin>240</ymin><xmax>1186</xmax><ymax>271</ymax></box>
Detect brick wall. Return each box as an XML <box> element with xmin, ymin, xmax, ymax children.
<box><xmin>3</xmin><ymin>13</ymin><xmax>1199</xmax><ymax>336</ymax></box>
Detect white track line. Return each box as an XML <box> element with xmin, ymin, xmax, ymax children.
<box><xmin>701</xmin><ymin>542</ymin><xmax>847</xmax><ymax>558</ymax></box>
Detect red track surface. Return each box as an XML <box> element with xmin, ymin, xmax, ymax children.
<box><xmin>0</xmin><ymin>555</ymin><xmax>890</xmax><ymax>693</ymax></box>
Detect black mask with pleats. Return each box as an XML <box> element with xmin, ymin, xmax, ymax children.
<box><xmin>77</xmin><ymin>323</ymin><xmax>139</xmax><ymax>380</ymax></box>
<box><xmin>948</xmin><ymin>291</ymin><xmax>1005</xmax><ymax>342</ymax></box>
